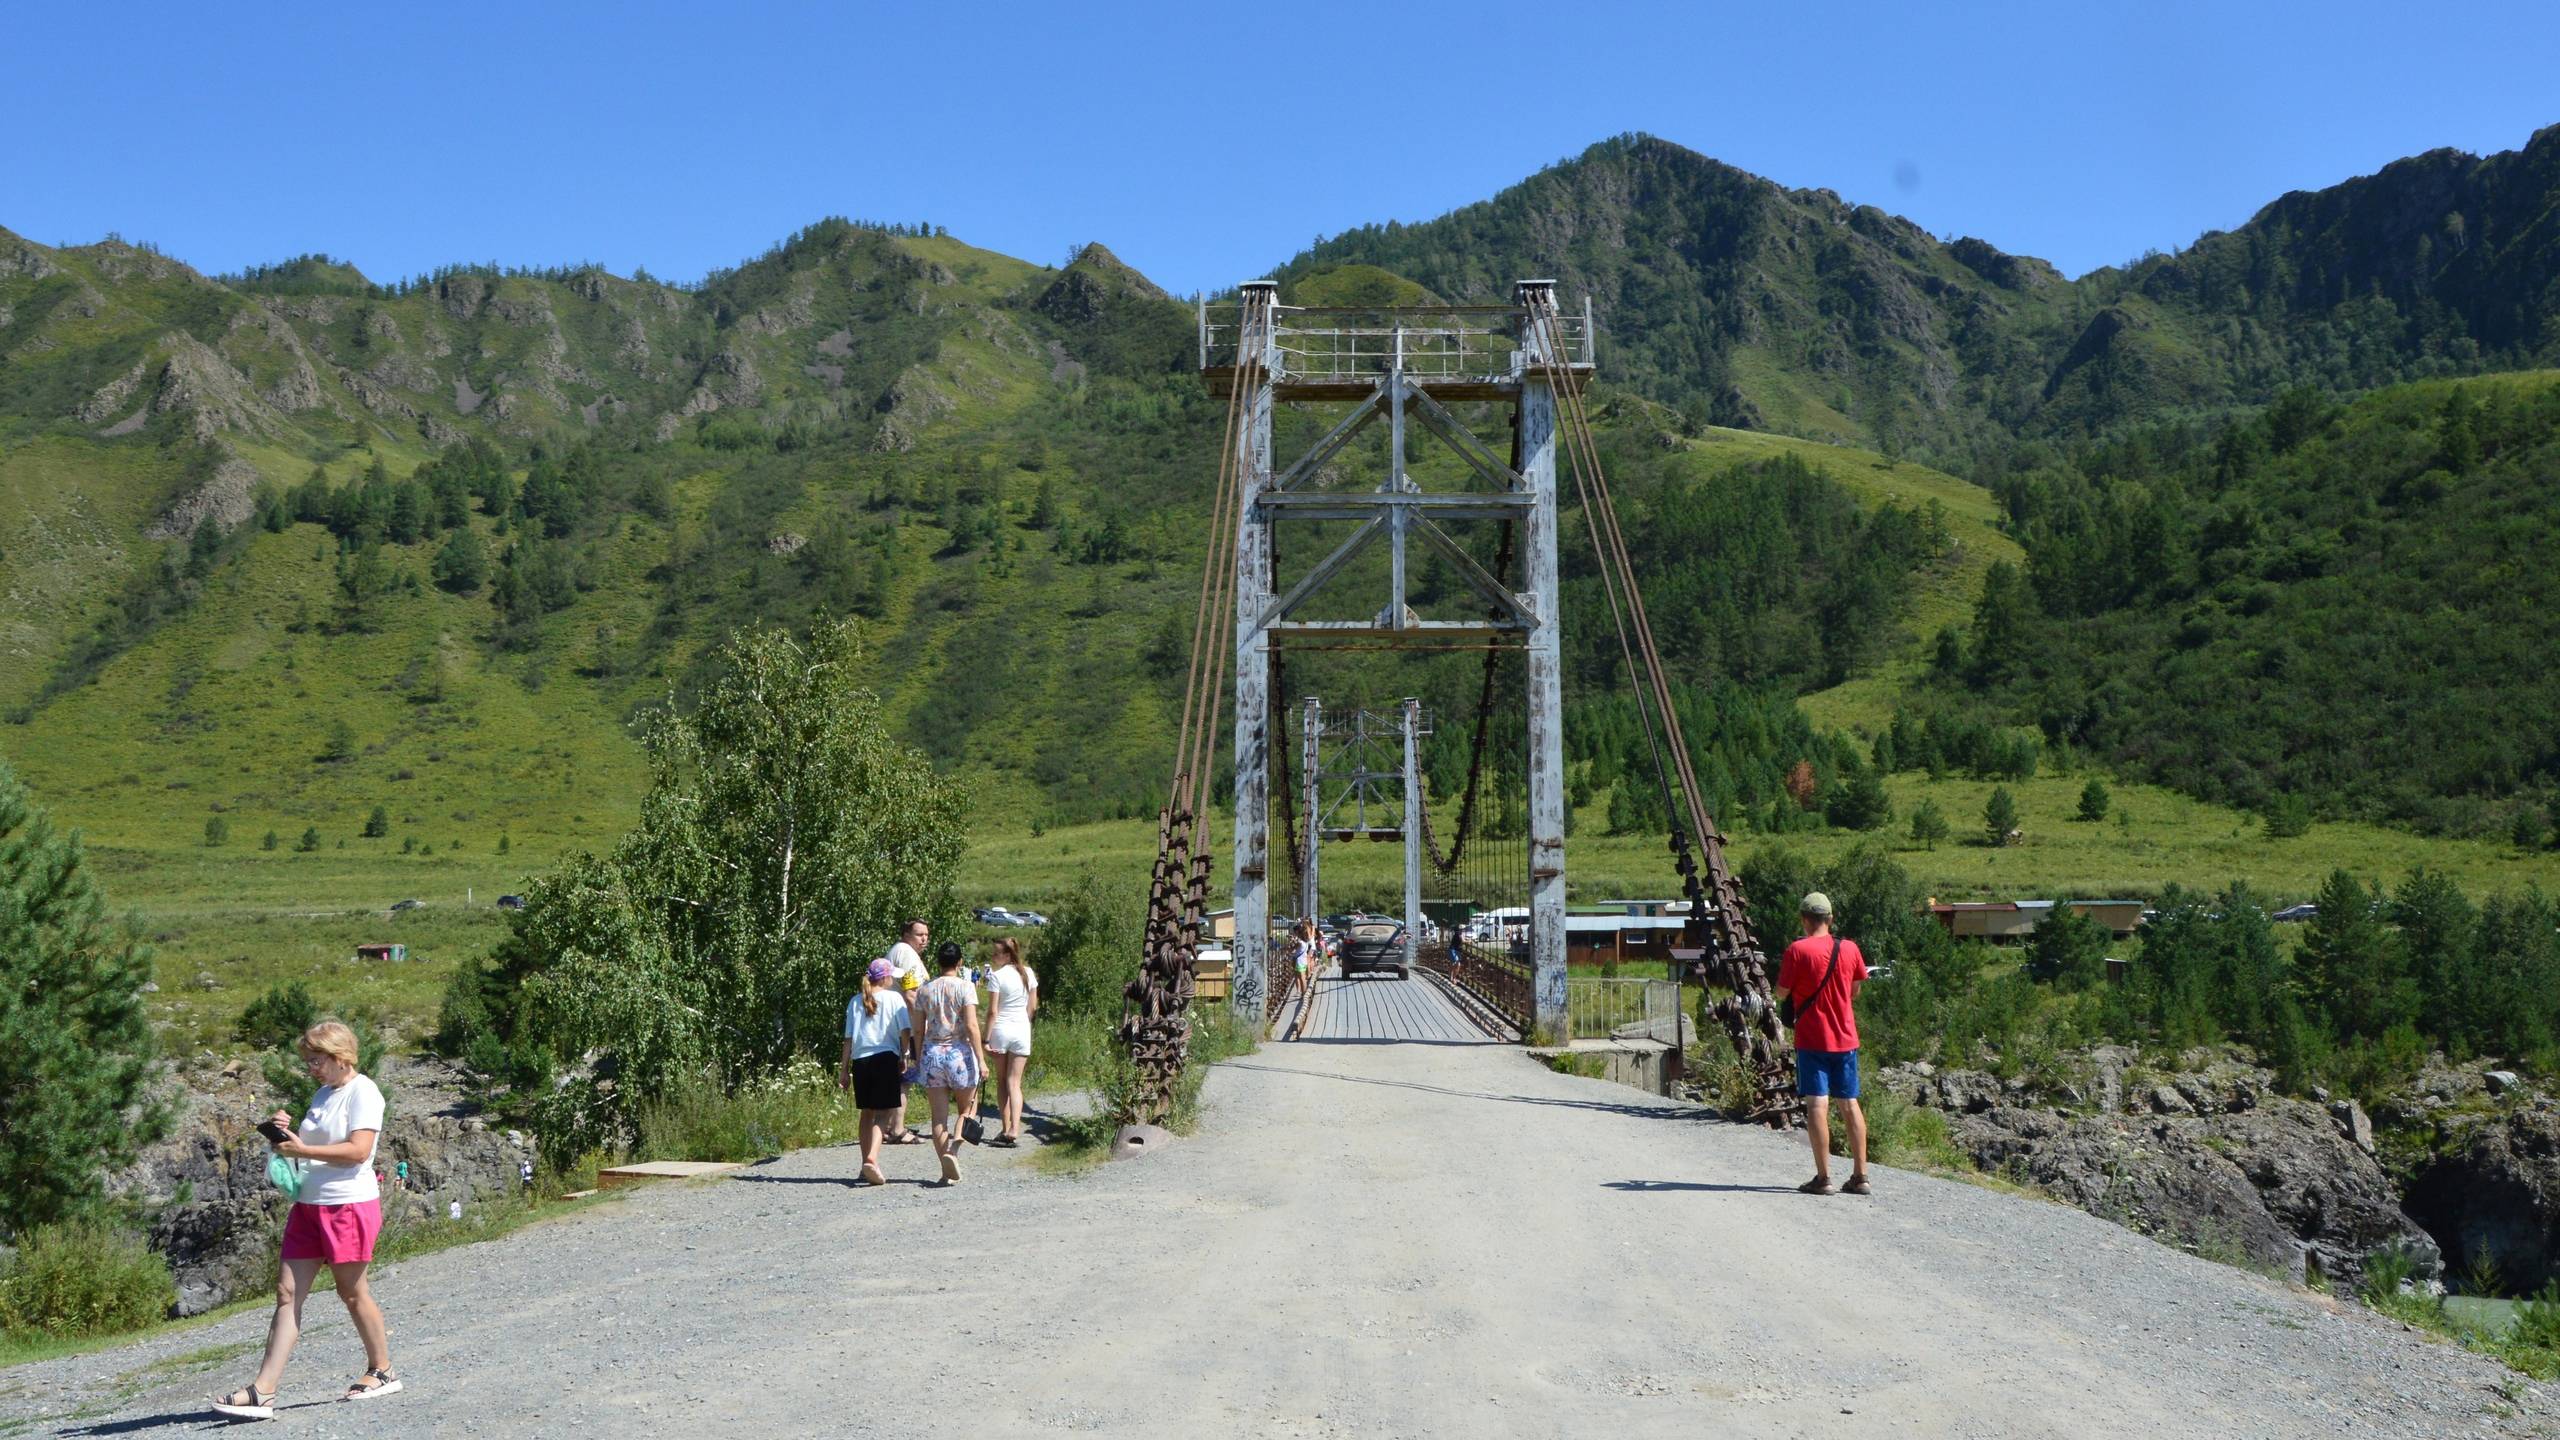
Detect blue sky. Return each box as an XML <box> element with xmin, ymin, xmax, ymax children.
<box><xmin>4</xmin><ymin>1</ymin><xmax>2554</xmax><ymax>295</ymax></box>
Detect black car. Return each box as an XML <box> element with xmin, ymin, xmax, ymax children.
<box><xmin>1340</xmin><ymin>920</ymin><xmax>1408</xmax><ymax>979</ymax></box>
<box><xmin>389</xmin><ymin>899</ymin><xmax>425</xmax><ymax>914</ymax></box>
<box><xmin>496</xmin><ymin>895</ymin><xmax>526</xmax><ymax>911</ymax></box>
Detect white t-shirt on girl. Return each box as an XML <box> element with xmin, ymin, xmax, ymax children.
<box><xmin>986</xmin><ymin>965</ymin><xmax>1038</xmax><ymax>1027</ymax></box>
<box><xmin>844</xmin><ymin>989</ymin><xmax>912</xmax><ymax>1059</ymax></box>
<box><xmin>296</xmin><ymin>1074</ymin><xmax>386</xmax><ymax>1205</ymax></box>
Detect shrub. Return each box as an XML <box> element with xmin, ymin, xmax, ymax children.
<box><xmin>234</xmin><ymin>980</ymin><xmax>318</xmax><ymax>1049</ymax></box>
<box><xmin>0</xmin><ymin>1221</ymin><xmax>177</xmax><ymax>1336</ymax></box>
<box><xmin>634</xmin><ymin>1058</ymin><xmax>858</xmax><ymax>1162</ymax></box>
<box><xmin>203</xmin><ymin>815</ymin><xmax>228</xmax><ymax>847</ymax></box>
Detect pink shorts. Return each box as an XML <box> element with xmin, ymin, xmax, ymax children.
<box><xmin>279</xmin><ymin>1199</ymin><xmax>382</xmax><ymax>1264</ymax></box>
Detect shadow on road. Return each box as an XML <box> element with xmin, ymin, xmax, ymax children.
<box><xmin>64</xmin><ymin>1406</ymin><xmax>298</xmax><ymax>1433</ymax></box>
<box><xmin>1221</xmin><ymin>1060</ymin><xmax>1714</xmax><ymax>1122</ymax></box>
<box><xmin>1601</xmin><ymin>1179</ymin><xmax>1800</xmax><ymax>1194</ymax></box>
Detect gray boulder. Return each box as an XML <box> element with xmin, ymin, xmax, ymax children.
<box><xmin>1943</xmin><ymin>1094</ymin><xmax>2437</xmax><ymax>1290</ymax></box>
<box><xmin>2405</xmin><ymin>1100</ymin><xmax>2560</xmax><ymax>1291</ymax></box>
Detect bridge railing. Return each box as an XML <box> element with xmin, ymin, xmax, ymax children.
<box><xmin>1568</xmin><ymin>977</ymin><xmax>1681</xmax><ymax>1043</ymax></box>
<box><xmin>1198</xmin><ymin>302</ymin><xmax>1594</xmax><ymax>383</ymax></box>
<box><xmin>1418</xmin><ymin>938</ymin><xmax>1530</xmax><ymax>1035</ymax></box>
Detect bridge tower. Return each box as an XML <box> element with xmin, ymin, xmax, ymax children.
<box><xmin>1202</xmin><ymin>280</ymin><xmax>1593</xmax><ymax>1043</ymax></box>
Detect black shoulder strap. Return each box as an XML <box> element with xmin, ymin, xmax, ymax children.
<box><xmin>1804</xmin><ymin>935</ymin><xmax>1843</xmax><ymax>1011</ymax></box>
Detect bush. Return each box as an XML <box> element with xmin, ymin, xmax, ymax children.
<box><xmin>634</xmin><ymin>1058</ymin><xmax>859</xmax><ymax>1162</ymax></box>
<box><xmin>0</xmin><ymin>1221</ymin><xmax>177</xmax><ymax>1336</ymax></box>
<box><xmin>234</xmin><ymin>980</ymin><xmax>318</xmax><ymax>1049</ymax></box>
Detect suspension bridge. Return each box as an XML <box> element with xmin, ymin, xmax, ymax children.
<box><xmin>1121</xmin><ymin>281</ymin><xmax>1793</xmax><ymax>1117</ymax></box>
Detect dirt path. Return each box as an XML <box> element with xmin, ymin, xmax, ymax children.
<box><xmin>6</xmin><ymin>1037</ymin><xmax>2552</xmax><ymax>1438</ymax></box>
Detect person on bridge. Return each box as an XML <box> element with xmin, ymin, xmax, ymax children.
<box><xmin>916</xmin><ymin>941</ymin><xmax>989</xmax><ymax>1184</ymax></box>
<box><xmin>840</xmin><ymin>958</ymin><xmax>918</xmax><ymax>1187</ymax></box>
<box><xmin>981</xmin><ymin>938</ymin><xmax>1038</xmax><ymax>1146</ymax></box>
<box><xmin>1780</xmin><ymin>892</ymin><xmax>1872</xmax><ymax>1197</ymax></box>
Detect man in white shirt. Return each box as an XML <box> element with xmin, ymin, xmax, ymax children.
<box><xmin>883</xmin><ymin>919</ymin><xmax>931</xmax><ymax>1142</ymax></box>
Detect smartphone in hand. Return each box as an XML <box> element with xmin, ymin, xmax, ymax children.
<box><xmin>257</xmin><ymin>1117</ymin><xmax>295</xmax><ymax>1147</ymax></box>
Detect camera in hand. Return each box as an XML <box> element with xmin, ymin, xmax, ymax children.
<box><xmin>257</xmin><ymin>1117</ymin><xmax>295</xmax><ymax>1147</ymax></box>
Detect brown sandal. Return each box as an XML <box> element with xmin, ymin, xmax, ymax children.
<box><xmin>1797</xmin><ymin>1175</ymin><xmax>1834</xmax><ymax>1195</ymax></box>
<box><xmin>1843</xmin><ymin>1173</ymin><xmax>1872</xmax><ymax>1196</ymax></box>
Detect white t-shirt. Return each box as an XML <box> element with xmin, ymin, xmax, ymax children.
<box><xmin>844</xmin><ymin>989</ymin><xmax>912</xmax><ymax>1059</ymax></box>
<box><xmin>887</xmin><ymin>941</ymin><xmax>929</xmax><ymax>992</ymax></box>
<box><xmin>987</xmin><ymin>965</ymin><xmax>1038</xmax><ymax>1028</ymax></box>
<box><xmin>296</xmin><ymin>1074</ymin><xmax>385</xmax><ymax>1205</ymax></box>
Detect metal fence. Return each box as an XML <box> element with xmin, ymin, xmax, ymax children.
<box><xmin>1199</xmin><ymin>303</ymin><xmax>1594</xmax><ymax>382</ymax></box>
<box><xmin>1567</xmin><ymin>977</ymin><xmax>1680</xmax><ymax>1042</ymax></box>
<box><xmin>1419</xmin><ymin>938</ymin><xmax>1531</xmax><ymax>1035</ymax></box>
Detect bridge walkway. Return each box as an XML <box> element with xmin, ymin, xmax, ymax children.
<box><xmin>1284</xmin><ymin>966</ymin><xmax>1505</xmax><ymax>1044</ymax></box>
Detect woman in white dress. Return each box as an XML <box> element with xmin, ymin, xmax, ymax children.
<box><xmin>980</xmin><ymin>938</ymin><xmax>1038</xmax><ymax>1146</ymax></box>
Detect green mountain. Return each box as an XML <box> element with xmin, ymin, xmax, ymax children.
<box><xmin>3</xmin><ymin>123</ymin><xmax>2558</xmax><ymax>852</ymax></box>
<box><xmin>1280</xmin><ymin>128</ymin><xmax>2560</xmax><ymax>461</ymax></box>
<box><xmin>1923</xmin><ymin>370</ymin><xmax>2560</xmax><ymax>836</ymax></box>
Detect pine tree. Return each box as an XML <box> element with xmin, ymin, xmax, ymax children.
<box><xmin>2296</xmin><ymin>869</ymin><xmax>2411</xmax><ymax>1039</ymax></box>
<box><xmin>0</xmin><ymin>762</ymin><xmax>169</xmax><ymax>1228</ymax></box>
<box><xmin>1910</xmin><ymin>798</ymin><xmax>1949</xmax><ymax>851</ymax></box>
<box><xmin>203</xmin><ymin>815</ymin><xmax>228</xmax><ymax>848</ymax></box>
<box><xmin>1983</xmin><ymin>787</ymin><xmax>2019</xmax><ymax>846</ymax></box>
<box><xmin>2515</xmin><ymin>806</ymin><xmax>2547</xmax><ymax>852</ymax></box>
<box><xmin>261</xmin><ymin>829</ymin><xmax>280</xmax><ymax>851</ymax></box>
<box><xmin>2077</xmin><ymin>778</ymin><xmax>2111</xmax><ymax>822</ymax></box>
<box><xmin>2263</xmin><ymin>793</ymin><xmax>2312</xmax><ymax>839</ymax></box>
<box><xmin>364</xmin><ymin>806</ymin><xmax>390</xmax><ymax>839</ymax></box>
<box><xmin>296</xmin><ymin>826</ymin><xmax>322</xmax><ymax>852</ymax></box>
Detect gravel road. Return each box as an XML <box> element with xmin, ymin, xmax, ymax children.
<box><xmin>5</xmin><ymin>1031</ymin><xmax>2553</xmax><ymax>1438</ymax></box>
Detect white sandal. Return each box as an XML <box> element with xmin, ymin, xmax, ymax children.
<box><xmin>210</xmin><ymin>1383</ymin><xmax>276</xmax><ymax>1420</ymax></box>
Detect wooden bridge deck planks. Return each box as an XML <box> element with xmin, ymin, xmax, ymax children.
<box><xmin>1292</xmin><ymin>969</ymin><xmax>1501</xmax><ymax>1044</ymax></box>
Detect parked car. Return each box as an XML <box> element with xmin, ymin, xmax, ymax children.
<box><xmin>496</xmin><ymin>894</ymin><xmax>526</xmax><ymax>911</ymax></box>
<box><xmin>1340</xmin><ymin>920</ymin><xmax>1408</xmax><ymax>980</ymax></box>
<box><xmin>1011</xmin><ymin>909</ymin><xmax>1049</xmax><ymax>927</ymax></box>
<box><xmin>974</xmin><ymin>906</ymin><xmax>1019</xmax><ymax>926</ymax></box>
<box><xmin>389</xmin><ymin>899</ymin><xmax>425</xmax><ymax>914</ymax></box>
<box><xmin>2273</xmin><ymin>904</ymin><xmax>2320</xmax><ymax>923</ymax></box>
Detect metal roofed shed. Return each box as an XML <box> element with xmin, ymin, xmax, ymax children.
<box><xmin>1927</xmin><ymin>900</ymin><xmax>2145</xmax><ymax>942</ymax></box>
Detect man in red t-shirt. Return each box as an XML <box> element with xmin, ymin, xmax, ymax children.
<box><xmin>1777</xmin><ymin>891</ymin><xmax>1871</xmax><ymax>1196</ymax></box>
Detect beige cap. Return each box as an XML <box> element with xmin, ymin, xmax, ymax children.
<box><xmin>1800</xmin><ymin>892</ymin><xmax>1833</xmax><ymax>918</ymax></box>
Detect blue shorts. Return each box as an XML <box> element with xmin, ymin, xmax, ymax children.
<box><xmin>1795</xmin><ymin>1048</ymin><xmax>1860</xmax><ymax>1099</ymax></box>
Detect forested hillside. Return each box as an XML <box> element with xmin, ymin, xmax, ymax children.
<box><xmin>1282</xmin><ymin>128</ymin><xmax>2560</xmax><ymax>464</ymax></box>
<box><xmin>1912</xmin><ymin>373</ymin><xmax>2560</xmax><ymax>838</ymax></box>
<box><xmin>4</xmin><ymin>122</ymin><xmax>2560</xmax><ymax>849</ymax></box>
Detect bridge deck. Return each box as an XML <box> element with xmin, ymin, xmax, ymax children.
<box><xmin>1291</xmin><ymin>968</ymin><xmax>1502</xmax><ymax>1043</ymax></box>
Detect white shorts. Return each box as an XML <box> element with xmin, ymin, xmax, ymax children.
<box><xmin>987</xmin><ymin>1021</ymin><xmax>1032</xmax><ymax>1057</ymax></box>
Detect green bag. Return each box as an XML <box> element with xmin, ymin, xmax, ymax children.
<box><xmin>265</xmin><ymin>1153</ymin><xmax>306</xmax><ymax>1201</ymax></box>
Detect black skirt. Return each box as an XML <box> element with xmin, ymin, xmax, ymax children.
<box><xmin>851</xmin><ymin>1050</ymin><xmax>905</xmax><ymax>1111</ymax></box>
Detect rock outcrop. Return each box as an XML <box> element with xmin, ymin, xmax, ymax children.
<box><xmin>114</xmin><ymin>1054</ymin><xmax>538</xmax><ymax>1316</ymax></box>
<box><xmin>2403</xmin><ymin>1096</ymin><xmax>2560</xmax><ymax>1292</ymax></box>
<box><xmin>1881</xmin><ymin>1053</ymin><xmax>2439</xmax><ymax>1289</ymax></box>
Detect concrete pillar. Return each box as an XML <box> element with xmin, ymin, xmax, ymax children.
<box><xmin>1230</xmin><ymin>282</ymin><xmax>1279</xmax><ymax>1021</ymax></box>
<box><xmin>1301</xmin><ymin>696</ymin><xmax>1323</xmax><ymax>933</ymax></box>
<box><xmin>1516</xmin><ymin>279</ymin><xmax>1569</xmax><ymax>1045</ymax></box>
<box><xmin>1403</xmin><ymin>697</ymin><xmax>1425</xmax><ymax>975</ymax></box>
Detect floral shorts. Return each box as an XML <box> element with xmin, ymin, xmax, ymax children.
<box><xmin>919</xmin><ymin>1041</ymin><xmax>983</xmax><ymax>1091</ymax></box>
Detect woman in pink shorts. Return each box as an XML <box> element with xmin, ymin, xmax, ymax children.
<box><xmin>212</xmin><ymin>1021</ymin><xmax>401</xmax><ymax>1419</ymax></box>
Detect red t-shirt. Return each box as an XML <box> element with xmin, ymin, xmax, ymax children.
<box><xmin>1778</xmin><ymin>933</ymin><xmax>1867</xmax><ymax>1052</ymax></box>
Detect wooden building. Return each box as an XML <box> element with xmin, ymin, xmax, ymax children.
<box><xmin>1926</xmin><ymin>900</ymin><xmax>2144</xmax><ymax>942</ymax></box>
